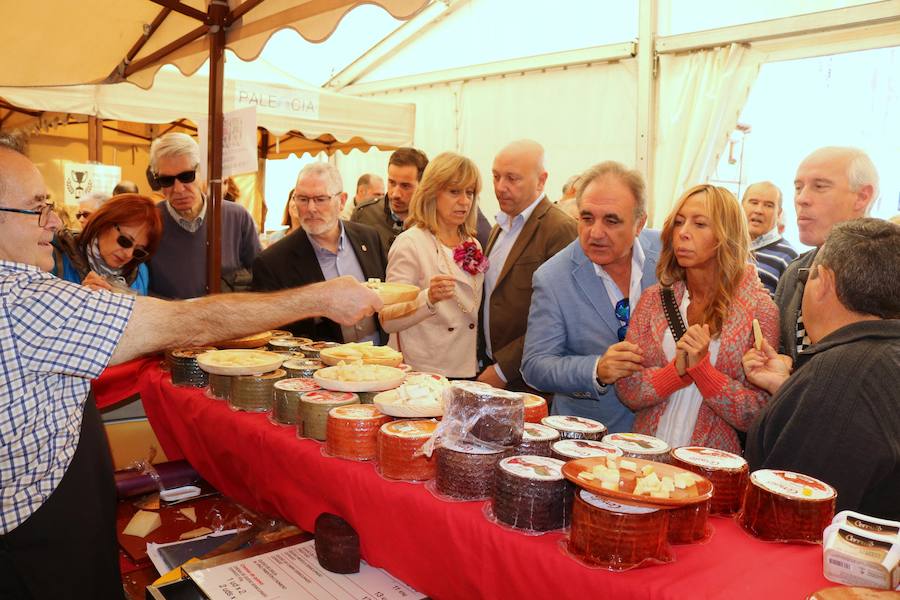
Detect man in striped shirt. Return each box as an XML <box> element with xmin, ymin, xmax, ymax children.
<box><xmin>742</xmin><ymin>181</ymin><xmax>798</xmax><ymax>295</ymax></box>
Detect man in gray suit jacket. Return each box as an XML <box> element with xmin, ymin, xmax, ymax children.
<box><xmin>522</xmin><ymin>161</ymin><xmax>661</xmax><ymax>432</ymax></box>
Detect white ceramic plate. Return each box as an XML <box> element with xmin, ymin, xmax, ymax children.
<box><xmin>313</xmin><ymin>366</ymin><xmax>405</xmax><ymax>392</ymax></box>
<box><xmin>196</xmin><ymin>349</ymin><xmax>284</xmax><ymax>376</ymax></box>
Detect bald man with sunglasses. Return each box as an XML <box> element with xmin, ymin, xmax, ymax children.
<box><xmin>148</xmin><ymin>132</ymin><xmax>261</xmax><ymax>299</ymax></box>
<box><xmin>0</xmin><ymin>135</ymin><xmax>381</xmax><ymax>598</ymax></box>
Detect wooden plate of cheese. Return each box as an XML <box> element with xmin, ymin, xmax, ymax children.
<box><xmin>196</xmin><ymin>349</ymin><xmax>284</xmax><ymax>376</ymax></box>
<box><xmin>214</xmin><ymin>331</ymin><xmax>272</xmax><ymax>349</ymax></box>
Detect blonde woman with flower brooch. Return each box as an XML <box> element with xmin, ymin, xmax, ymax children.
<box><xmin>379</xmin><ymin>152</ymin><xmax>489</xmax><ymax>377</ymax></box>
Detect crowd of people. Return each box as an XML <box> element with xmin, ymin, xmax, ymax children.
<box><xmin>0</xmin><ymin>127</ymin><xmax>897</xmax><ymax>597</ymax></box>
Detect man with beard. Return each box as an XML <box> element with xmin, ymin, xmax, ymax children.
<box><xmin>252</xmin><ymin>162</ymin><xmax>387</xmax><ymax>342</ymax></box>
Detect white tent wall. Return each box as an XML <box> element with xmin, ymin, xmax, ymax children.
<box><xmin>336</xmin><ymin>60</ymin><xmax>638</xmax><ymax>220</ymax></box>
<box><xmin>331</xmin><ymin>0</ymin><xmax>900</xmax><ymax>227</ymax></box>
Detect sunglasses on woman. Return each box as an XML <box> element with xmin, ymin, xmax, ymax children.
<box><xmin>114</xmin><ymin>225</ymin><xmax>149</xmax><ymax>261</ymax></box>
<box><xmin>155</xmin><ymin>169</ymin><xmax>197</xmax><ymax>188</ymax></box>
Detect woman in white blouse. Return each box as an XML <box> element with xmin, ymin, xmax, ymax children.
<box><xmin>379</xmin><ymin>152</ymin><xmax>487</xmax><ymax>377</ymax></box>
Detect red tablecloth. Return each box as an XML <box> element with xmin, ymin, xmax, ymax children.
<box><xmin>92</xmin><ymin>356</ymin><xmax>159</xmax><ymax>409</ymax></box>
<box><xmin>93</xmin><ymin>361</ymin><xmax>834</xmax><ymax>600</ymax></box>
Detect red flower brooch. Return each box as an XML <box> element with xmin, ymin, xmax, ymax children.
<box><xmin>453</xmin><ymin>241</ymin><xmax>489</xmax><ymax>275</ymax></box>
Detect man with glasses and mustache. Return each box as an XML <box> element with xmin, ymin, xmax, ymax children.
<box><xmin>252</xmin><ymin>162</ymin><xmax>387</xmax><ymax>343</ymax></box>
<box><xmin>0</xmin><ymin>133</ymin><xmax>382</xmax><ymax>598</ymax></box>
<box><xmin>148</xmin><ymin>132</ymin><xmax>261</xmax><ymax>299</ymax></box>
<box><xmin>521</xmin><ymin>161</ymin><xmax>660</xmax><ymax>432</ymax></box>
<box><xmin>775</xmin><ymin>146</ymin><xmax>878</xmax><ymax>362</ymax></box>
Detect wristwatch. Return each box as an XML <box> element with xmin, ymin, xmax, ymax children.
<box><xmin>595</xmin><ymin>376</ymin><xmax>608</xmax><ymax>394</ymax></box>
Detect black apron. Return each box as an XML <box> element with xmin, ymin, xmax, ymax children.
<box><xmin>0</xmin><ymin>393</ymin><xmax>123</xmax><ymax>599</ymax></box>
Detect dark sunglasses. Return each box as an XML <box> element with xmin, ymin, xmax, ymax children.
<box><xmin>114</xmin><ymin>225</ymin><xmax>149</xmax><ymax>261</ymax></box>
<box><xmin>155</xmin><ymin>169</ymin><xmax>197</xmax><ymax>188</ymax></box>
<box><xmin>615</xmin><ymin>298</ymin><xmax>630</xmax><ymax>342</ymax></box>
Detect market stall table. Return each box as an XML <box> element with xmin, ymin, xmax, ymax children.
<box><xmin>93</xmin><ymin>360</ymin><xmax>834</xmax><ymax>600</ymax></box>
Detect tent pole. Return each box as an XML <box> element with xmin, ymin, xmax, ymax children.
<box><xmin>206</xmin><ymin>1</ymin><xmax>227</xmax><ymax>294</ymax></box>
<box><xmin>88</xmin><ymin>116</ymin><xmax>103</xmax><ymax>162</ymax></box>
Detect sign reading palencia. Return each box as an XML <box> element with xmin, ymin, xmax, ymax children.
<box><xmin>231</xmin><ymin>82</ymin><xmax>320</xmax><ymax>120</ymax></box>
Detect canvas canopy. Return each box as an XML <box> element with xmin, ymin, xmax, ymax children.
<box><xmin>0</xmin><ymin>59</ymin><xmax>415</xmax><ymax>158</ymax></box>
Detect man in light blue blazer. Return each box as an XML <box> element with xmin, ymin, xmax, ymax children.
<box><xmin>521</xmin><ymin>161</ymin><xmax>661</xmax><ymax>433</ymax></box>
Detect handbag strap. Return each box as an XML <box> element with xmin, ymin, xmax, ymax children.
<box><xmin>660</xmin><ymin>286</ymin><xmax>687</xmax><ymax>342</ymax></box>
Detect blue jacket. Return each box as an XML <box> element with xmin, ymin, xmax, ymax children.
<box><xmin>521</xmin><ymin>230</ymin><xmax>661</xmax><ymax>433</ymax></box>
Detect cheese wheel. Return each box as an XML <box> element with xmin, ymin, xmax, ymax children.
<box><xmin>271</xmin><ymin>378</ymin><xmax>320</xmax><ymax>425</ymax></box>
<box><xmin>671</xmin><ymin>446</ymin><xmax>748</xmax><ymax>515</ymax></box>
<box><xmin>551</xmin><ymin>439</ymin><xmax>623</xmax><ymax>462</ymax></box>
<box><xmin>444</xmin><ymin>382</ymin><xmax>524</xmax><ymax>446</ymax></box>
<box><xmin>520</xmin><ymin>393</ymin><xmax>549</xmax><ymax>423</ymax></box>
<box><xmin>492</xmin><ymin>456</ymin><xmax>572</xmax><ymax>532</ymax></box>
<box><xmin>738</xmin><ymin>469</ymin><xmax>836</xmax><ymax>543</ymax></box>
<box><xmin>435</xmin><ymin>441</ymin><xmax>511</xmax><ymax>501</ymax></box>
<box><xmin>227</xmin><ymin>369</ymin><xmax>285</xmax><ymax>412</ymax></box>
<box><xmin>325</xmin><ymin>404</ymin><xmax>392</xmax><ymax>461</ymax></box>
<box><xmin>541</xmin><ymin>415</ymin><xmax>607</xmax><ymax>441</ymax></box>
<box><xmin>568</xmin><ymin>490</ymin><xmax>672</xmax><ymax>570</ymax></box>
<box><xmin>602</xmin><ymin>432</ymin><xmax>670</xmax><ymax>462</ymax></box>
<box><xmin>166</xmin><ymin>346</ymin><xmax>216</xmax><ymax>388</ymax></box>
<box><xmin>377</xmin><ymin>420</ymin><xmax>438</xmax><ymax>481</ymax></box>
<box><xmin>314</xmin><ymin>513</ymin><xmax>359</xmax><ymax>574</ymax></box>
<box><xmin>299</xmin><ymin>391</ymin><xmax>359</xmax><ymax>441</ymax></box>
<box><xmin>512</xmin><ymin>423</ymin><xmax>560</xmax><ymax>458</ymax></box>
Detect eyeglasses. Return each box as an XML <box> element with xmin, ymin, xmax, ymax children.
<box><xmin>615</xmin><ymin>297</ymin><xmax>630</xmax><ymax>342</ymax></box>
<box><xmin>292</xmin><ymin>194</ymin><xmax>338</xmax><ymax>207</ymax></box>
<box><xmin>114</xmin><ymin>224</ymin><xmax>149</xmax><ymax>261</ymax></box>
<box><xmin>155</xmin><ymin>169</ymin><xmax>197</xmax><ymax>188</ymax></box>
<box><xmin>0</xmin><ymin>202</ymin><xmax>54</xmax><ymax>227</ymax></box>
<box><xmin>76</xmin><ymin>210</ymin><xmax>92</xmax><ymax>220</ymax></box>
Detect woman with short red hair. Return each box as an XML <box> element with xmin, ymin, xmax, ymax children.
<box><xmin>52</xmin><ymin>193</ymin><xmax>162</xmax><ymax>295</ymax></box>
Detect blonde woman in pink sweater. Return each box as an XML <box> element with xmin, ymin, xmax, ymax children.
<box><xmin>615</xmin><ymin>184</ymin><xmax>778</xmax><ymax>453</ymax></box>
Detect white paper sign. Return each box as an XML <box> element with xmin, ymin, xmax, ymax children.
<box><xmin>231</xmin><ymin>81</ymin><xmax>320</xmax><ymax>120</ymax></box>
<box><xmin>189</xmin><ymin>539</ymin><xmax>424</xmax><ymax>600</ymax></box>
<box><xmin>197</xmin><ymin>106</ymin><xmax>259</xmax><ymax>180</ymax></box>
<box><xmin>62</xmin><ymin>162</ymin><xmax>121</xmax><ymax>204</ymax></box>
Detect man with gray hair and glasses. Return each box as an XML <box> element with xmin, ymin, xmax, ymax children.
<box><xmin>148</xmin><ymin>132</ymin><xmax>261</xmax><ymax>299</ymax></box>
<box><xmin>0</xmin><ymin>136</ymin><xmax>381</xmax><ymax>597</ymax></box>
<box><xmin>252</xmin><ymin>162</ymin><xmax>387</xmax><ymax>343</ymax></box>
<box><xmin>743</xmin><ymin>218</ymin><xmax>900</xmax><ymax>519</ymax></box>
<box><xmin>775</xmin><ymin>146</ymin><xmax>878</xmax><ymax>362</ymax></box>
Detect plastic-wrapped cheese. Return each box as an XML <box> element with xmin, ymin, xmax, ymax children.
<box><xmin>823</xmin><ymin>521</ymin><xmax>900</xmax><ymax>590</ymax></box>
<box><xmin>325</xmin><ymin>404</ymin><xmax>392</xmax><ymax>461</ymax></box>
<box><xmin>602</xmin><ymin>432</ymin><xmax>670</xmax><ymax>462</ymax></box>
<box><xmin>567</xmin><ymin>491</ymin><xmax>672</xmax><ymax>571</ymax></box>
<box><xmin>512</xmin><ymin>424</ymin><xmax>560</xmax><ymax>457</ymax></box>
<box><xmin>377</xmin><ymin>420</ymin><xmax>438</xmax><ymax>481</ymax></box>
<box><xmin>670</xmin><ymin>446</ymin><xmax>748</xmax><ymax>515</ymax></box>
<box><xmin>738</xmin><ymin>469</ymin><xmax>836</xmax><ymax>543</ymax></box>
<box><xmin>492</xmin><ymin>456</ymin><xmax>572</xmax><ymax>532</ymax></box>
<box><xmin>541</xmin><ymin>415</ymin><xmax>606</xmax><ymax>441</ymax></box>
<box><xmin>435</xmin><ymin>441</ymin><xmax>511</xmax><ymax>500</ymax></box>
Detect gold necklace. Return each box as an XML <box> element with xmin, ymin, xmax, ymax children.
<box><xmin>434</xmin><ymin>233</ymin><xmax>481</xmax><ymax>314</ymax></box>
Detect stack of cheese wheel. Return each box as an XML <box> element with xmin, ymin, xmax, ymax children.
<box><xmin>299</xmin><ymin>391</ymin><xmax>359</xmax><ymax>441</ymax></box>
<box><xmin>228</xmin><ymin>369</ymin><xmax>285</xmax><ymax>412</ymax></box>
<box><xmin>166</xmin><ymin>347</ymin><xmax>216</xmax><ymax>387</ymax></box>
<box><xmin>271</xmin><ymin>378</ymin><xmax>320</xmax><ymax>426</ymax></box>
<box><xmin>739</xmin><ymin>469</ymin><xmax>837</xmax><ymax>543</ymax></box>
<box><xmin>282</xmin><ymin>358</ymin><xmax>324</xmax><ymax>379</ymax></box>
<box><xmin>551</xmin><ymin>439</ymin><xmax>623</xmax><ymax>463</ymax></box>
<box><xmin>207</xmin><ymin>373</ymin><xmax>232</xmax><ymax>401</ymax></box>
<box><xmin>602</xmin><ymin>432</ymin><xmax>671</xmax><ymax>463</ymax></box>
<box><xmin>444</xmin><ymin>382</ymin><xmax>524</xmax><ymax>446</ymax></box>
<box><xmin>493</xmin><ymin>456</ymin><xmax>572</xmax><ymax>532</ymax></box>
<box><xmin>670</xmin><ymin>446</ymin><xmax>749</xmax><ymax>515</ymax></box>
<box><xmin>568</xmin><ymin>490</ymin><xmax>671</xmax><ymax>570</ymax></box>
<box><xmin>376</xmin><ymin>420</ymin><xmax>438</xmax><ymax>481</ymax></box>
<box><xmin>435</xmin><ymin>441</ymin><xmax>511</xmax><ymax>501</ymax></box>
<box><xmin>267</xmin><ymin>336</ymin><xmax>312</xmax><ymax>353</ymax></box>
<box><xmin>512</xmin><ymin>424</ymin><xmax>560</xmax><ymax>457</ymax></box>
<box><xmin>542</xmin><ymin>415</ymin><xmax>607</xmax><ymax>441</ymax></box>
<box><xmin>325</xmin><ymin>404</ymin><xmax>393</xmax><ymax>461</ymax></box>
<box><xmin>519</xmin><ymin>393</ymin><xmax>549</xmax><ymax>423</ymax></box>
<box><xmin>300</xmin><ymin>341</ymin><xmax>339</xmax><ymax>359</ymax></box>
